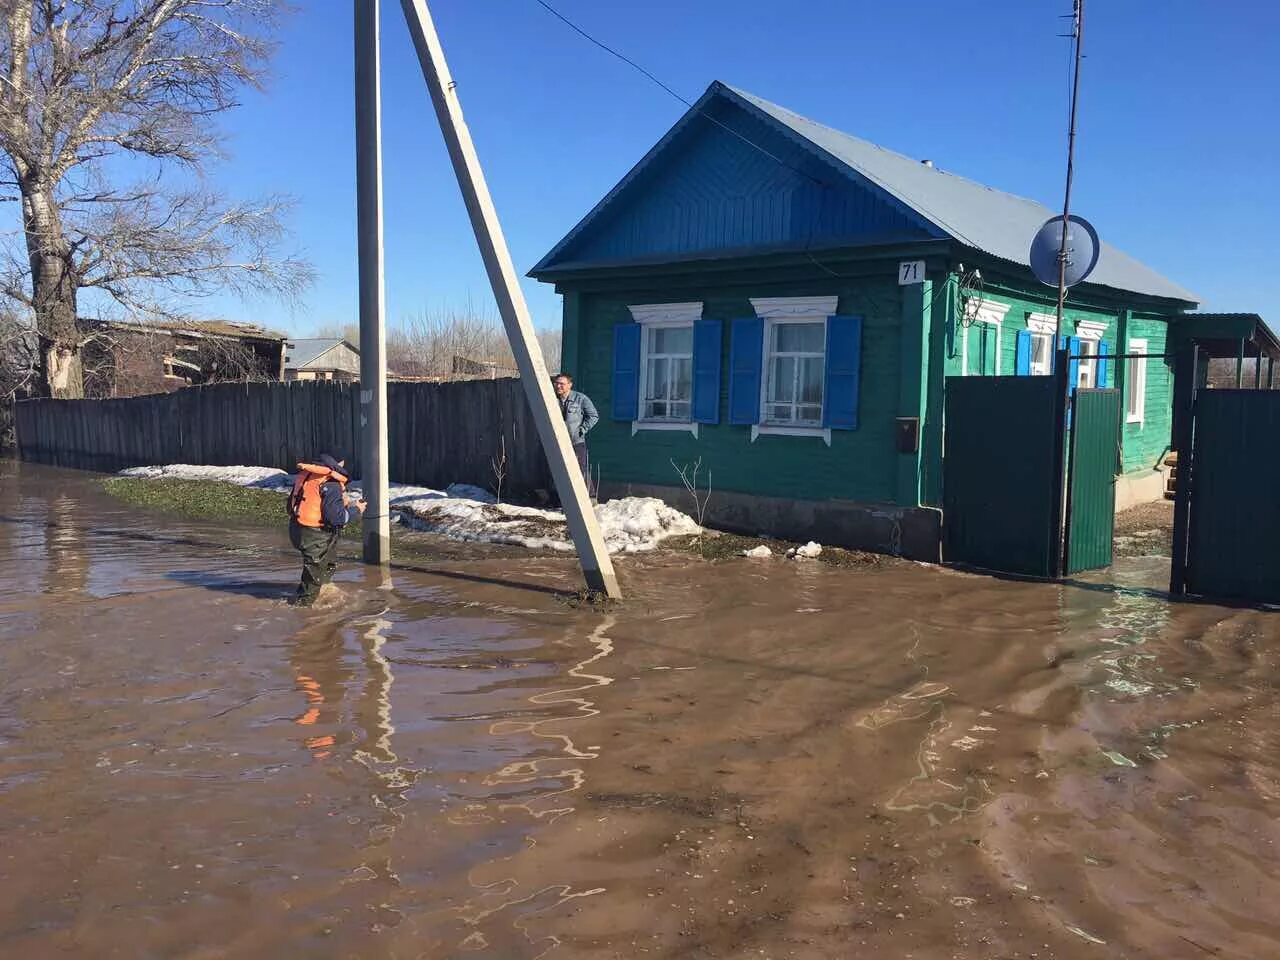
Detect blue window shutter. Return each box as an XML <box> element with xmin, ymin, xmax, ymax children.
<box><xmin>728</xmin><ymin>317</ymin><xmax>763</xmax><ymax>425</ymax></box>
<box><xmin>1098</xmin><ymin>340</ymin><xmax>1111</xmax><ymax>388</ymax></box>
<box><xmin>1066</xmin><ymin>336</ymin><xmax>1081</xmax><ymax>389</ymax></box>
<box><xmin>823</xmin><ymin>315</ymin><xmax>862</xmax><ymax>430</ymax></box>
<box><xmin>611</xmin><ymin>323</ymin><xmax>641</xmax><ymax>421</ymax></box>
<box><xmin>1015</xmin><ymin>330</ymin><xmax>1032</xmax><ymax>376</ymax></box>
<box><xmin>692</xmin><ymin>319</ymin><xmax>722</xmax><ymax>424</ymax></box>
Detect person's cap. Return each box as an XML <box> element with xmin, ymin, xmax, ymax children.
<box><xmin>319</xmin><ymin>452</ymin><xmax>347</xmax><ymax>472</ymax></box>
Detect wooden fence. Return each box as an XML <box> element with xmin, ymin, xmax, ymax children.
<box><xmin>14</xmin><ymin>378</ymin><xmax>552</xmax><ymax>497</ymax></box>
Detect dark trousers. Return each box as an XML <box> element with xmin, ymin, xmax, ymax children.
<box><xmin>549</xmin><ymin>445</ymin><xmax>594</xmax><ymax>507</ymax></box>
<box><xmin>289</xmin><ymin>520</ymin><xmax>340</xmax><ymax>602</ymax></box>
<box><xmin>573</xmin><ymin>443</ymin><xmax>595</xmax><ymax>498</ymax></box>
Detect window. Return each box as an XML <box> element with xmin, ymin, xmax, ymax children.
<box><xmin>1077</xmin><ymin>339</ymin><xmax>1098</xmax><ymax>388</ymax></box>
<box><xmin>622</xmin><ymin>302</ymin><xmax>705</xmax><ymax>433</ymax></box>
<box><xmin>1030</xmin><ymin>331</ymin><xmax>1054</xmax><ymax>376</ymax></box>
<box><xmin>962</xmin><ymin>300</ymin><xmax>1010</xmax><ymax>375</ymax></box>
<box><xmin>1075</xmin><ymin>320</ymin><xmax>1107</xmax><ymax>388</ymax></box>
<box><xmin>763</xmin><ymin>320</ymin><xmax>825</xmax><ymax>425</ymax></box>
<box><xmin>641</xmin><ymin>323</ymin><xmax>693</xmax><ymax>421</ymax></box>
<box><xmin>1127</xmin><ymin>339</ymin><xmax>1147</xmax><ymax>423</ymax></box>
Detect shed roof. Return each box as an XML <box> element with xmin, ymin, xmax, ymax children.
<box><xmin>90</xmin><ymin>317</ymin><xmax>284</xmax><ymax>341</ymax></box>
<box><xmin>284</xmin><ymin>338</ymin><xmax>359</xmax><ymax>370</ymax></box>
<box><xmin>533</xmin><ymin>82</ymin><xmax>1198</xmax><ymax>305</ymax></box>
<box><xmin>1172</xmin><ymin>312</ymin><xmax>1280</xmax><ymax>360</ymax></box>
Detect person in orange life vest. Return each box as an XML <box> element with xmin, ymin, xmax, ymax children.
<box><xmin>287</xmin><ymin>453</ymin><xmax>365</xmax><ymax>606</ymax></box>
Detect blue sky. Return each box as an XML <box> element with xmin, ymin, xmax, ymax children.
<box><xmin>197</xmin><ymin>0</ymin><xmax>1278</xmax><ymax>335</ymax></box>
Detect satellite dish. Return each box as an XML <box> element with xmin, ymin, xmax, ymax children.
<box><xmin>1029</xmin><ymin>214</ymin><xmax>1100</xmax><ymax>287</ymax></box>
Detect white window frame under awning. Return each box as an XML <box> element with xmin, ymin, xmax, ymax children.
<box><xmin>1127</xmin><ymin>338</ymin><xmax>1148</xmax><ymax>425</ymax></box>
<box><xmin>1025</xmin><ymin>312</ymin><xmax>1057</xmax><ymax>376</ymax></box>
<box><xmin>749</xmin><ymin>295</ymin><xmax>838</xmax><ymax>445</ymax></box>
<box><xmin>962</xmin><ymin>299</ymin><xmax>1011</xmax><ymax>376</ymax></box>
<box><xmin>627</xmin><ymin>301</ymin><xmax>702</xmax><ymax>437</ymax></box>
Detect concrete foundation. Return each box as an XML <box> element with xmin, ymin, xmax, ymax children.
<box><xmin>600</xmin><ymin>482</ymin><xmax>942</xmax><ymax>562</ymax></box>
<box><xmin>1115</xmin><ymin>467</ymin><xmax>1170</xmax><ymax>512</ymax></box>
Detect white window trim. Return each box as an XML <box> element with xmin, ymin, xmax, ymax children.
<box><xmin>1127</xmin><ymin>338</ymin><xmax>1148</xmax><ymax>425</ymax></box>
<box><xmin>627</xmin><ymin>302</ymin><xmax>703</xmax><ymax>325</ymax></box>
<box><xmin>633</xmin><ymin>420</ymin><xmax>699</xmax><ymax>438</ymax></box>
<box><xmin>747</xmin><ymin>296</ymin><xmax>839</xmax><ymax>440</ymax></box>
<box><xmin>1026</xmin><ymin>312</ymin><xmax>1057</xmax><ymax>335</ymax></box>
<box><xmin>750</xmin><ymin>295</ymin><xmax>839</xmax><ymax>319</ymax></box>
<box><xmin>751</xmin><ymin>423</ymin><xmax>832</xmax><ymax>446</ymax></box>
<box><xmin>627</xmin><ymin>301</ymin><xmax>701</xmax><ymax>434</ymax></box>
<box><xmin>1075</xmin><ymin>319</ymin><xmax>1107</xmax><ymax>341</ymax></box>
<box><xmin>748</xmin><ymin>296</ymin><xmax>836</xmax><ymax>440</ymax></box>
<box><xmin>962</xmin><ymin>299</ymin><xmax>1010</xmax><ymax>376</ymax></box>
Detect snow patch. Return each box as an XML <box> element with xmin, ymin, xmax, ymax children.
<box><xmin>787</xmin><ymin>541</ymin><xmax>823</xmax><ymax>560</ymax></box>
<box><xmin>742</xmin><ymin>545</ymin><xmax>773</xmax><ymax>559</ymax></box>
<box><xmin>396</xmin><ymin>494</ymin><xmax>698</xmax><ymax>554</ymax></box>
<box><xmin>120</xmin><ymin>465</ymin><xmax>698</xmax><ymax>555</ymax></box>
<box><xmin>119</xmin><ymin>464</ymin><xmax>293</xmax><ymax>490</ymax></box>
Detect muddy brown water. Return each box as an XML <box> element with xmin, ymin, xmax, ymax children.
<box><xmin>1</xmin><ymin>461</ymin><xmax>1277</xmax><ymax>959</ymax></box>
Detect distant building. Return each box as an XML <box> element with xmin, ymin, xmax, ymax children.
<box><xmin>82</xmin><ymin>319</ymin><xmax>285</xmax><ymax>397</ymax></box>
<box><xmin>284</xmin><ymin>338</ymin><xmax>361</xmax><ymax>382</ymax></box>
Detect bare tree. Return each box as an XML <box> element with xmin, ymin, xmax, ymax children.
<box><xmin>0</xmin><ymin>1</ymin><xmax>311</xmax><ymax>398</ymax></box>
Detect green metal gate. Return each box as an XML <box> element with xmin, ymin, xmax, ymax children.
<box><xmin>943</xmin><ymin>376</ymin><xmax>1064</xmax><ymax>577</ymax></box>
<box><xmin>1180</xmin><ymin>390</ymin><xmax>1280</xmax><ymax>603</ymax></box>
<box><xmin>1064</xmin><ymin>388</ymin><xmax>1122</xmax><ymax>574</ymax></box>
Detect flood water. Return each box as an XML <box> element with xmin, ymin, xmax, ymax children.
<box><xmin>1</xmin><ymin>460</ymin><xmax>1278</xmax><ymax>959</ymax></box>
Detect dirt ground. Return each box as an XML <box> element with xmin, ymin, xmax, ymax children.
<box><xmin>1114</xmin><ymin>498</ymin><xmax>1174</xmax><ymax>558</ymax></box>
<box><xmin>1</xmin><ymin>462</ymin><xmax>1277</xmax><ymax>959</ymax></box>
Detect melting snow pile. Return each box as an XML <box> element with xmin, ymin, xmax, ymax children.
<box><xmin>395</xmin><ymin>494</ymin><xmax>699</xmax><ymax>553</ymax></box>
<box><xmin>787</xmin><ymin>541</ymin><xmax>823</xmax><ymax>560</ymax></box>
<box><xmin>119</xmin><ymin>464</ymin><xmax>698</xmax><ymax>554</ymax></box>
<box><xmin>742</xmin><ymin>545</ymin><xmax>773</xmax><ymax>559</ymax></box>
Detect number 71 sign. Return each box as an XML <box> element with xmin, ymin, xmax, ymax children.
<box><xmin>898</xmin><ymin>260</ymin><xmax>925</xmax><ymax>285</ymax></box>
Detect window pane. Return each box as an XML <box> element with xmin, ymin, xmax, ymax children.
<box><xmin>646</xmin><ymin>357</ymin><xmax>668</xmax><ymax>400</ymax></box>
<box><xmin>647</xmin><ymin>399</ymin><xmax>667</xmax><ymax>419</ymax></box>
<box><xmin>767</xmin><ymin>403</ymin><xmax>793</xmax><ymax>422</ymax></box>
<box><xmin>776</xmin><ymin>322</ymin><xmax>824</xmax><ymax>353</ymax></box>
<box><xmin>770</xmin><ymin>357</ymin><xmax>796</xmax><ymax>402</ymax></box>
<box><xmin>669</xmin><ymin>400</ymin><xmax>691</xmax><ymax>419</ymax></box>
<box><xmin>1031</xmin><ymin>333</ymin><xmax>1050</xmax><ymax>368</ymax></box>
<box><xmin>673</xmin><ymin>357</ymin><xmax>692</xmax><ymax>401</ymax></box>
<box><xmin>799</xmin><ymin>357</ymin><xmax>824</xmax><ymax>404</ymax></box>
<box><xmin>797</xmin><ymin>404</ymin><xmax>823</xmax><ymax>423</ymax></box>
<box><xmin>652</xmin><ymin>325</ymin><xmax>692</xmax><ymax>355</ymax></box>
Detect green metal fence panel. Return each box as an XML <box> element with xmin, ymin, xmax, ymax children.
<box><xmin>1065</xmin><ymin>388</ymin><xmax>1121</xmax><ymax>574</ymax></box>
<box><xmin>1187</xmin><ymin>390</ymin><xmax>1280</xmax><ymax>604</ymax></box>
<box><xmin>943</xmin><ymin>376</ymin><xmax>1061</xmax><ymax>576</ymax></box>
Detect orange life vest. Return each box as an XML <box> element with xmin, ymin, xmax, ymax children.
<box><xmin>288</xmin><ymin>461</ymin><xmax>348</xmax><ymax>528</ymax></box>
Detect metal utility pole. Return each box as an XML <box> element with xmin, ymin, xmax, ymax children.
<box><xmin>397</xmin><ymin>0</ymin><xmax>621</xmax><ymax>598</ymax></box>
<box><xmin>1055</xmin><ymin>0</ymin><xmax>1084</xmax><ymax>343</ymax></box>
<box><xmin>356</xmin><ymin>0</ymin><xmax>390</xmax><ymax>565</ymax></box>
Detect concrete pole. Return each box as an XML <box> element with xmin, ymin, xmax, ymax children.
<box><xmin>356</xmin><ymin>0</ymin><xmax>390</xmax><ymax>565</ymax></box>
<box><xmin>397</xmin><ymin>0</ymin><xmax>620</xmax><ymax>598</ymax></box>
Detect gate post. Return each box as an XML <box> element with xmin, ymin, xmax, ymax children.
<box><xmin>1169</xmin><ymin>344</ymin><xmax>1200</xmax><ymax>596</ymax></box>
<box><xmin>1048</xmin><ymin>348</ymin><xmax>1071</xmax><ymax>578</ymax></box>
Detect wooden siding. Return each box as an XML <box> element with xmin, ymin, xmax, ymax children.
<box><xmin>940</xmin><ymin>285</ymin><xmax>1177</xmax><ymax>477</ymax></box>
<box><xmin>570</xmin><ymin>275</ymin><xmax>905</xmax><ymax>506</ymax></box>
<box><xmin>554</xmin><ymin>98</ymin><xmax>938</xmax><ymax>268</ymax></box>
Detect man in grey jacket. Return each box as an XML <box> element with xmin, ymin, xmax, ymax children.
<box><xmin>552</xmin><ymin>373</ymin><xmax>599</xmax><ymax>498</ymax></box>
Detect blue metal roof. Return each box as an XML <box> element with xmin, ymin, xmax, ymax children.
<box><xmin>532</xmin><ymin>82</ymin><xmax>1198</xmax><ymax>304</ymax></box>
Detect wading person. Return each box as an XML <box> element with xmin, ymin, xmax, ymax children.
<box><xmin>552</xmin><ymin>373</ymin><xmax>599</xmax><ymax>500</ymax></box>
<box><xmin>287</xmin><ymin>453</ymin><xmax>365</xmax><ymax>607</ymax></box>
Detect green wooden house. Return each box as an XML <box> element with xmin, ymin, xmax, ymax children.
<box><xmin>529</xmin><ymin>81</ymin><xmax>1222</xmax><ymax>560</ymax></box>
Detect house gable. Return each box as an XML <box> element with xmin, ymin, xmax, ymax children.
<box><xmin>531</xmin><ymin>89</ymin><xmax>943</xmax><ymax>276</ymax></box>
